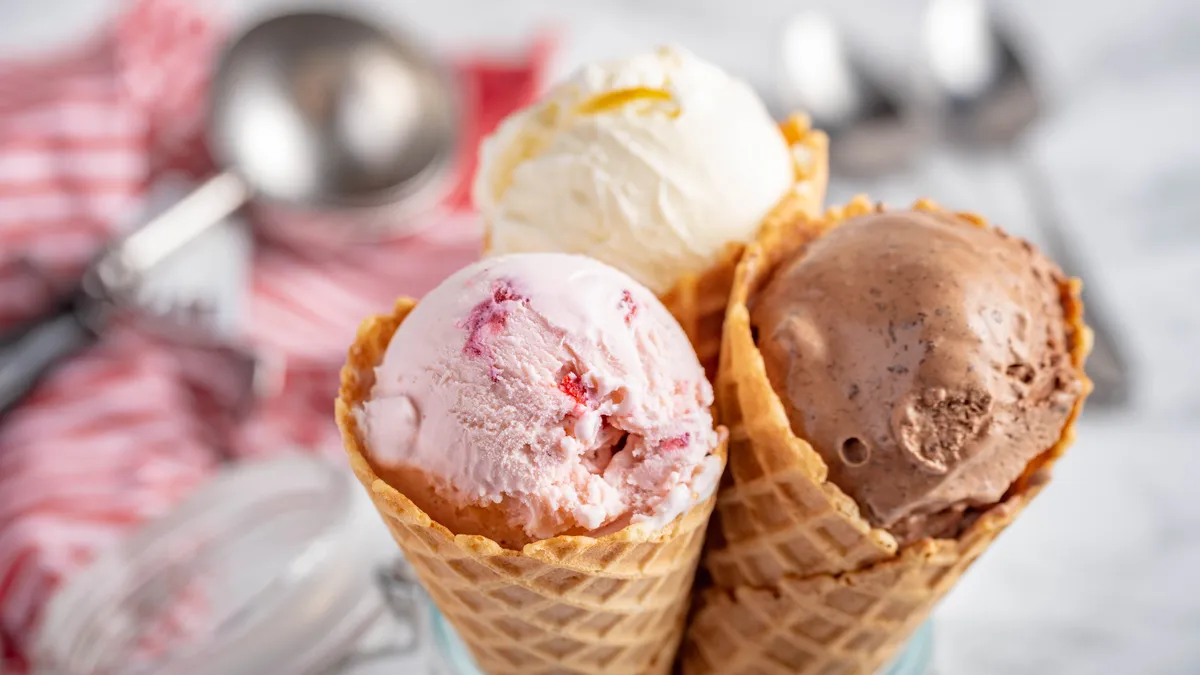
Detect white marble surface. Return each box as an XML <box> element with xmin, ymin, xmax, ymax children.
<box><xmin>3</xmin><ymin>1</ymin><xmax>1199</xmax><ymax>673</ymax></box>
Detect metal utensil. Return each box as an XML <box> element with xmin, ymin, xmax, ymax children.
<box><xmin>0</xmin><ymin>11</ymin><xmax>459</xmax><ymax>418</ymax></box>
<box><xmin>922</xmin><ymin>0</ymin><xmax>1132</xmax><ymax>407</ymax></box>
<box><xmin>778</xmin><ymin>10</ymin><xmax>925</xmax><ymax>177</ymax></box>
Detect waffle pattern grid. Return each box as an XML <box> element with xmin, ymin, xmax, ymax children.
<box><xmin>384</xmin><ymin>496</ymin><xmax>708</xmax><ymax>673</ymax></box>
<box><xmin>679</xmin><ymin>197</ymin><xmax>1092</xmax><ymax>675</ymax></box>
<box><xmin>336</xmin><ymin>300</ymin><xmax>726</xmax><ymax>675</ymax></box>
<box><xmin>685</xmin><ymin>497</ymin><xmax>1029</xmax><ymax>675</ymax></box>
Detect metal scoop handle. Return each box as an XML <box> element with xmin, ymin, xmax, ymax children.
<box><xmin>94</xmin><ymin>173</ymin><xmax>249</xmax><ymax>289</ymax></box>
<box><xmin>0</xmin><ymin>174</ymin><xmax>248</xmax><ymax>420</ymax></box>
<box><xmin>0</xmin><ymin>286</ymin><xmax>103</xmax><ymax>418</ymax></box>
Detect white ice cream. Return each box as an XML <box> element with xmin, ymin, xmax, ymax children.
<box><xmin>473</xmin><ymin>45</ymin><xmax>800</xmax><ymax>294</ymax></box>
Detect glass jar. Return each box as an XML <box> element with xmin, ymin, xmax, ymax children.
<box><xmin>32</xmin><ymin>454</ymin><xmax>409</xmax><ymax>675</ymax></box>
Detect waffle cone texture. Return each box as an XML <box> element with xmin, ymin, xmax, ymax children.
<box><xmin>679</xmin><ymin>197</ymin><xmax>1093</xmax><ymax>675</ymax></box>
<box><xmin>336</xmin><ymin>301</ymin><xmax>728</xmax><ymax>675</ymax></box>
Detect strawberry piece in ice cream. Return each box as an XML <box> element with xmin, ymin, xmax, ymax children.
<box><xmin>356</xmin><ymin>253</ymin><xmax>722</xmax><ymax>548</ymax></box>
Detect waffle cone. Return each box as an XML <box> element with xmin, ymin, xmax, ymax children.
<box><xmin>680</xmin><ymin>197</ymin><xmax>1093</xmax><ymax>674</ymax></box>
<box><xmin>336</xmin><ymin>300</ymin><xmax>728</xmax><ymax>675</ymax></box>
<box><xmin>482</xmin><ymin>115</ymin><xmax>830</xmax><ymax>376</ymax></box>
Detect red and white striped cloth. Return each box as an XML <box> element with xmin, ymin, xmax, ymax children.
<box><xmin>0</xmin><ymin>0</ymin><xmax>549</xmax><ymax>670</ymax></box>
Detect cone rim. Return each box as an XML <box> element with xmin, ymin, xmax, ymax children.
<box><xmin>335</xmin><ymin>297</ymin><xmax>729</xmax><ymax>557</ymax></box>
<box><xmin>717</xmin><ymin>195</ymin><xmax>1093</xmax><ymax>555</ymax></box>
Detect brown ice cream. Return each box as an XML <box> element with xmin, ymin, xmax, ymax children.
<box><xmin>751</xmin><ymin>208</ymin><xmax>1083</xmax><ymax>544</ymax></box>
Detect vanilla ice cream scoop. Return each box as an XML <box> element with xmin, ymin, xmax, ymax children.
<box><xmin>356</xmin><ymin>253</ymin><xmax>722</xmax><ymax>548</ymax></box>
<box><xmin>473</xmin><ymin>45</ymin><xmax>801</xmax><ymax>294</ymax></box>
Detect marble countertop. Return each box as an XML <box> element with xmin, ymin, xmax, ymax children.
<box><xmin>3</xmin><ymin>1</ymin><xmax>1198</xmax><ymax>673</ymax></box>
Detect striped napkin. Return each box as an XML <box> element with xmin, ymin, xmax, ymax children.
<box><xmin>0</xmin><ymin>0</ymin><xmax>548</xmax><ymax>669</ymax></box>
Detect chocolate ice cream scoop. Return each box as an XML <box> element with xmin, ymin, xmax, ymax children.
<box><xmin>751</xmin><ymin>208</ymin><xmax>1083</xmax><ymax>544</ymax></box>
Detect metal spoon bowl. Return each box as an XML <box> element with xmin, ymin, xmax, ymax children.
<box><xmin>921</xmin><ymin>0</ymin><xmax>1039</xmax><ymax>146</ymax></box>
<box><xmin>211</xmin><ymin>12</ymin><xmax>457</xmax><ymax>209</ymax></box>
<box><xmin>778</xmin><ymin>10</ymin><xmax>925</xmax><ymax>177</ymax></box>
<box><xmin>107</xmin><ymin>10</ymin><xmax>459</xmax><ymax>283</ymax></box>
<box><xmin>0</xmin><ymin>10</ymin><xmax>460</xmax><ymax>418</ymax></box>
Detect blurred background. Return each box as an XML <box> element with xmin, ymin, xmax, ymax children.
<box><xmin>0</xmin><ymin>0</ymin><xmax>1197</xmax><ymax>674</ymax></box>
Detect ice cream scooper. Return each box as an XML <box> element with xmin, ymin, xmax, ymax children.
<box><xmin>0</xmin><ymin>10</ymin><xmax>459</xmax><ymax>418</ymax></box>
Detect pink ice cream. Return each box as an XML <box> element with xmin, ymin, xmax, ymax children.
<box><xmin>356</xmin><ymin>253</ymin><xmax>722</xmax><ymax>548</ymax></box>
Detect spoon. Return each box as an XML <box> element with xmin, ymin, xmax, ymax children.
<box><xmin>922</xmin><ymin>0</ymin><xmax>1132</xmax><ymax>408</ymax></box>
<box><xmin>778</xmin><ymin>10</ymin><xmax>925</xmax><ymax>177</ymax></box>
<box><xmin>0</xmin><ymin>10</ymin><xmax>459</xmax><ymax>418</ymax></box>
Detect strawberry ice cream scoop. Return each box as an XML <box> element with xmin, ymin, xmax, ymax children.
<box><xmin>356</xmin><ymin>253</ymin><xmax>722</xmax><ymax>548</ymax></box>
